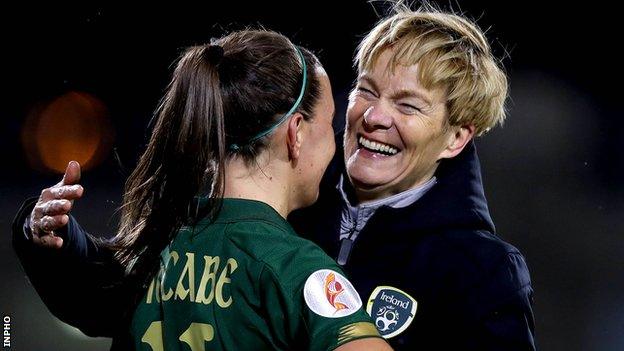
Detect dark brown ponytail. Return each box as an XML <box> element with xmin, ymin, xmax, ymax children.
<box><xmin>111</xmin><ymin>43</ymin><xmax>227</xmax><ymax>284</ymax></box>
<box><xmin>109</xmin><ymin>30</ymin><xmax>323</xmax><ymax>287</ymax></box>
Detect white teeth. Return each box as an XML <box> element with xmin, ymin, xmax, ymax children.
<box><xmin>358</xmin><ymin>136</ymin><xmax>399</xmax><ymax>155</ymax></box>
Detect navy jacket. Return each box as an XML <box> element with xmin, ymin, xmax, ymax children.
<box><xmin>12</xmin><ymin>197</ymin><xmax>136</xmax><ymax>349</ymax></box>
<box><xmin>289</xmin><ymin>141</ymin><xmax>535</xmax><ymax>350</ymax></box>
<box><xmin>12</xmin><ymin>141</ymin><xmax>535</xmax><ymax>350</ymax></box>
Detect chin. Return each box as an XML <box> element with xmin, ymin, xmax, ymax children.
<box><xmin>347</xmin><ymin>167</ymin><xmax>396</xmax><ymax>191</ymax></box>
<box><xmin>347</xmin><ymin>152</ymin><xmax>398</xmax><ymax>179</ymax></box>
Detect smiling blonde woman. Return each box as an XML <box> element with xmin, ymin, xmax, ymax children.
<box><xmin>292</xmin><ymin>4</ymin><xmax>535</xmax><ymax>350</ymax></box>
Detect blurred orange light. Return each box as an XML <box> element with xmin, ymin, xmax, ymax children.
<box><xmin>22</xmin><ymin>91</ymin><xmax>114</xmax><ymax>174</ymax></box>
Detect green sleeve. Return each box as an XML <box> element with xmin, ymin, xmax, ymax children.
<box><xmin>259</xmin><ymin>241</ymin><xmax>381</xmax><ymax>351</ymax></box>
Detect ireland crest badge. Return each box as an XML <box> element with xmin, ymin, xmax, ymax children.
<box><xmin>366</xmin><ymin>286</ymin><xmax>417</xmax><ymax>338</ymax></box>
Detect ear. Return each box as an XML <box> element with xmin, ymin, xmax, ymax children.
<box><xmin>286</xmin><ymin>113</ymin><xmax>305</xmax><ymax>161</ymax></box>
<box><xmin>438</xmin><ymin>124</ymin><xmax>475</xmax><ymax>160</ymax></box>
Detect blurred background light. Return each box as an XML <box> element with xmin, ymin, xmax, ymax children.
<box><xmin>21</xmin><ymin>91</ymin><xmax>114</xmax><ymax>174</ymax></box>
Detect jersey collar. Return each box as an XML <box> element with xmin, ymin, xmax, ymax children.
<box><xmin>196</xmin><ymin>197</ymin><xmax>293</xmax><ymax>233</ymax></box>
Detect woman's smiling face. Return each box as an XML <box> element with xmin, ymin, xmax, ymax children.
<box><xmin>344</xmin><ymin>49</ymin><xmax>453</xmax><ymax>202</ymax></box>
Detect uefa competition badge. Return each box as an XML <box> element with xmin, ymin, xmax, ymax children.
<box><xmin>304</xmin><ymin>269</ymin><xmax>362</xmax><ymax>318</ymax></box>
<box><xmin>366</xmin><ymin>286</ymin><xmax>417</xmax><ymax>338</ymax></box>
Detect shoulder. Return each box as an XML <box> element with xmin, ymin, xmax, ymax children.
<box><xmin>444</xmin><ymin>230</ymin><xmax>525</xmax><ymax>266</ymax></box>
<box><xmin>224</xmin><ymin>219</ymin><xmax>339</xmax><ymax>274</ymax></box>
<box><xmin>224</xmin><ymin>221</ymin><xmax>354</xmax><ymax>309</ymax></box>
<box><xmin>413</xmin><ymin>229</ymin><xmax>534</xmax><ymax>319</ymax></box>
<box><xmin>422</xmin><ymin>229</ymin><xmax>532</xmax><ymax>295</ymax></box>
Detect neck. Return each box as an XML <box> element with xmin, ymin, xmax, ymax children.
<box><xmin>223</xmin><ymin>155</ymin><xmax>293</xmax><ymax>218</ymax></box>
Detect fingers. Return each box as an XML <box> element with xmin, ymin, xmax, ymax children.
<box><xmin>61</xmin><ymin>161</ymin><xmax>81</xmax><ymax>186</ymax></box>
<box><xmin>30</xmin><ymin>214</ymin><xmax>68</xmax><ymax>250</ymax></box>
<box><xmin>32</xmin><ymin>199</ymin><xmax>72</xmax><ymax>218</ymax></box>
<box><xmin>38</xmin><ymin>214</ymin><xmax>69</xmax><ymax>233</ymax></box>
<box><xmin>30</xmin><ymin>214</ymin><xmax>69</xmax><ymax>237</ymax></box>
<box><xmin>29</xmin><ymin>210</ymin><xmax>68</xmax><ymax>250</ymax></box>
<box><xmin>40</xmin><ymin>184</ymin><xmax>84</xmax><ymax>202</ymax></box>
<box><xmin>32</xmin><ymin>233</ymin><xmax>64</xmax><ymax>249</ymax></box>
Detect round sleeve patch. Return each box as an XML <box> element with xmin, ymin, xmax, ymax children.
<box><xmin>303</xmin><ymin>269</ymin><xmax>362</xmax><ymax>318</ymax></box>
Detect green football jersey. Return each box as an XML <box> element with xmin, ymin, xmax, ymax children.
<box><xmin>129</xmin><ymin>198</ymin><xmax>380</xmax><ymax>351</ymax></box>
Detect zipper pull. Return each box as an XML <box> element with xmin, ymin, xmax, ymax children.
<box><xmin>337</xmin><ymin>238</ymin><xmax>354</xmax><ymax>266</ymax></box>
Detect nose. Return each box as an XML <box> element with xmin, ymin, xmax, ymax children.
<box><xmin>363</xmin><ymin>104</ymin><xmax>393</xmax><ymax>130</ymax></box>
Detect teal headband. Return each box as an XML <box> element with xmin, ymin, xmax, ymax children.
<box><xmin>229</xmin><ymin>46</ymin><xmax>307</xmax><ymax>151</ymax></box>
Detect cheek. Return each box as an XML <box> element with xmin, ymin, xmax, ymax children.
<box><xmin>308</xmin><ymin>125</ymin><xmax>334</xmax><ymax>168</ymax></box>
<box><xmin>344</xmin><ymin>104</ymin><xmax>365</xmax><ymax>157</ymax></box>
<box><xmin>403</xmin><ymin>130</ymin><xmax>447</xmax><ymax>167</ymax></box>
<box><xmin>346</xmin><ymin>100</ymin><xmax>366</xmax><ymax>130</ymax></box>
<box><xmin>322</xmin><ymin>126</ymin><xmax>336</xmax><ymax>163</ymax></box>
<box><xmin>400</xmin><ymin>118</ymin><xmax>438</xmax><ymax>149</ymax></box>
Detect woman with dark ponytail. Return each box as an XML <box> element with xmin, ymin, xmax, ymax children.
<box><xmin>101</xmin><ymin>30</ymin><xmax>390</xmax><ymax>350</ymax></box>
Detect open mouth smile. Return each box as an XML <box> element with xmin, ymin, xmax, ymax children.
<box><xmin>357</xmin><ymin>134</ymin><xmax>400</xmax><ymax>156</ymax></box>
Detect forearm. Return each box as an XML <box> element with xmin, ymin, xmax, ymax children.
<box><xmin>12</xmin><ymin>197</ymin><xmax>129</xmax><ymax>337</ymax></box>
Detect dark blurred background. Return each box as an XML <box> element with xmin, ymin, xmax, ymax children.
<box><xmin>1</xmin><ymin>1</ymin><xmax>622</xmax><ymax>350</ymax></box>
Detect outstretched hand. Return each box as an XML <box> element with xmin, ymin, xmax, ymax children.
<box><xmin>29</xmin><ymin>161</ymin><xmax>84</xmax><ymax>249</ymax></box>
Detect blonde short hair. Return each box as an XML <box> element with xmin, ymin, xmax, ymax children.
<box><xmin>356</xmin><ymin>5</ymin><xmax>508</xmax><ymax>135</ymax></box>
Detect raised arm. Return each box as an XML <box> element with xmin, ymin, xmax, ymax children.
<box><xmin>12</xmin><ymin>161</ymin><xmax>132</xmax><ymax>337</ymax></box>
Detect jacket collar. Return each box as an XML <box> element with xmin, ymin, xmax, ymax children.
<box><xmin>325</xmin><ymin>139</ymin><xmax>495</xmax><ymax>234</ymax></box>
